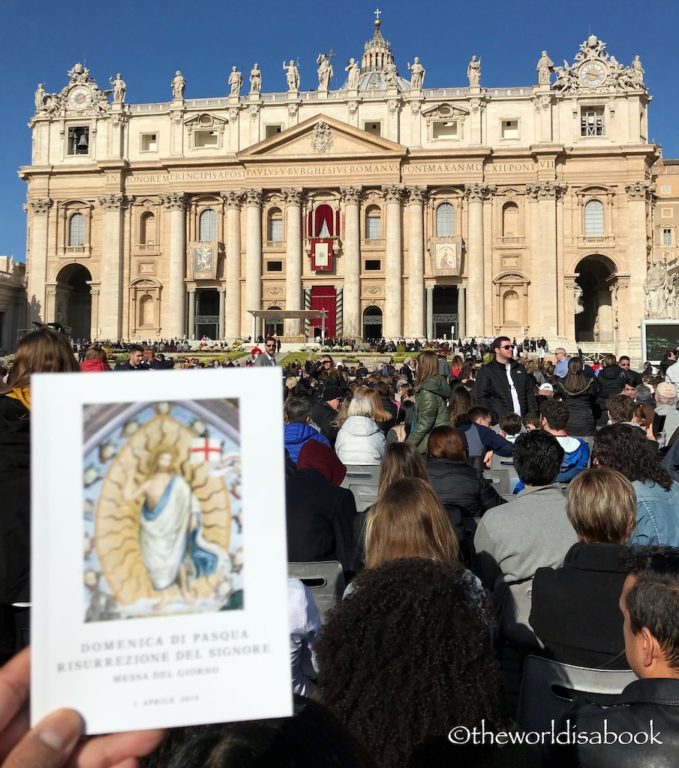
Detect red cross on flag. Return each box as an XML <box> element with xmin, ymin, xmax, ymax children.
<box><xmin>190</xmin><ymin>436</ymin><xmax>223</xmax><ymax>464</ymax></box>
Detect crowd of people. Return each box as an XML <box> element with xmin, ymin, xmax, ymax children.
<box><xmin>1</xmin><ymin>327</ymin><xmax>679</xmax><ymax>767</ymax></box>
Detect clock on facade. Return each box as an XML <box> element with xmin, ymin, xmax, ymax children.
<box><xmin>67</xmin><ymin>85</ymin><xmax>92</xmax><ymax>110</ymax></box>
<box><xmin>578</xmin><ymin>61</ymin><xmax>607</xmax><ymax>87</ymax></box>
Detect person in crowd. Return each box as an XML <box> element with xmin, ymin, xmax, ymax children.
<box><xmin>376</xmin><ymin>443</ymin><xmax>428</xmax><ymax>498</ymax></box>
<box><xmin>315</xmin><ymin>559</ymin><xmax>521</xmax><ymax>768</ymax></box>
<box><xmin>143</xmin><ymin>694</ymin><xmax>375</xmax><ymax>768</ymax></box>
<box><xmin>529</xmin><ymin>468</ymin><xmax>636</xmax><ymax>668</ymax></box>
<box><xmin>0</xmin><ymin>328</ymin><xmax>80</xmax><ymax>657</ymax></box>
<box><xmin>474</xmin><ymin>336</ymin><xmax>537</xmax><ymax>425</ymax></box>
<box><xmin>621</xmin><ymin>380</ymin><xmax>637</xmax><ymax>398</ymax></box>
<box><xmin>525</xmin><ymin>359</ymin><xmax>546</xmax><ymax>388</ymax></box>
<box><xmin>254</xmin><ymin>336</ymin><xmax>277</xmax><ymax>367</ymax></box>
<box><xmin>659</xmin><ymin>349</ymin><xmax>677</xmax><ymax>377</ymax></box>
<box><xmin>499</xmin><ymin>412</ymin><xmax>522</xmax><ymax>444</ymax></box>
<box><xmin>385</xmin><ymin>400</ymin><xmax>415</xmax><ymax>444</ymax></box>
<box><xmin>358</xmin><ymin>386</ymin><xmax>395</xmax><ymax>435</ymax></box>
<box><xmin>595</xmin><ymin>353</ymin><xmax>626</xmax><ymax>425</ymax></box>
<box><xmin>399</xmin><ymin>356</ymin><xmax>416</xmax><ymax>384</ymax></box>
<box><xmin>473</xmin><ymin>430</ymin><xmax>577</xmax><ymax>646</ymax></box>
<box><xmin>450</xmin><ymin>354</ymin><xmax>464</xmax><ymax>380</ymax></box>
<box><xmin>665</xmin><ymin>348</ymin><xmax>679</xmax><ymax>391</ymax></box>
<box><xmin>286</xmin><ymin>441</ymin><xmax>356</xmax><ymax>574</ymax></box>
<box><xmin>634</xmin><ymin>383</ymin><xmax>655</xmax><ymax>406</ymax></box>
<box><xmin>523</xmin><ymin>410</ymin><xmax>543</xmax><ymax>431</ymax></box>
<box><xmin>553</xmin><ymin>356</ymin><xmax>599</xmax><ymax>436</ymax></box>
<box><xmin>655</xmin><ymin>381</ymin><xmax>679</xmax><ymax>442</ymax></box>
<box><xmin>592</xmin><ymin>424</ymin><xmax>679</xmax><ymax>547</ymax></box>
<box><xmin>316</xmin><ymin>355</ymin><xmax>344</xmax><ymax>389</ymax></box>
<box><xmin>426</xmin><ymin>427</ymin><xmax>506</xmax><ymax>560</ymax></box>
<box><xmin>631</xmin><ymin>401</ymin><xmax>657</xmax><ymax>442</ymax></box>
<box><xmin>114</xmin><ymin>343</ymin><xmax>146</xmax><ymax>371</ymax></box>
<box><xmin>553</xmin><ymin>347</ymin><xmax>570</xmax><ymax>379</ymax></box>
<box><xmin>619</xmin><ymin>355</ymin><xmax>642</xmax><ymax>387</ymax></box>
<box><xmin>606</xmin><ymin>393</ymin><xmax>636</xmax><ymax>425</ymax></box>
<box><xmin>310</xmin><ymin>385</ymin><xmax>343</xmax><ymax>446</ymax></box>
<box><xmin>547</xmin><ymin>546</ymin><xmax>679</xmax><ymax>768</ymax></box>
<box><xmin>334</xmin><ymin>392</ymin><xmax>385</xmax><ymax>466</ymax></box>
<box><xmin>449</xmin><ymin>387</ymin><xmax>513</xmax><ymax>462</ymax></box>
<box><xmin>288</xmin><ymin>577</ymin><xmax>321</xmax><ymax>697</ymax></box>
<box><xmin>284</xmin><ymin>396</ymin><xmax>330</xmax><ymax>463</ymax></box>
<box><xmin>540</xmin><ymin>399</ymin><xmax>590</xmax><ymax>483</ymax></box>
<box><xmin>437</xmin><ymin>348</ymin><xmax>451</xmax><ymax>378</ymax></box>
<box><xmin>406</xmin><ymin>350</ymin><xmax>451</xmax><ymax>453</ymax></box>
<box><xmin>79</xmin><ymin>346</ymin><xmax>109</xmax><ymax>372</ymax></box>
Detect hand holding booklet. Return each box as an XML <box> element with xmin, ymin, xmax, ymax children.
<box><xmin>31</xmin><ymin>368</ymin><xmax>292</xmax><ymax>733</ymax></box>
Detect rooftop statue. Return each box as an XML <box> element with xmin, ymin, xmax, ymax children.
<box><xmin>228</xmin><ymin>66</ymin><xmax>243</xmax><ymax>97</ymax></box>
<box><xmin>408</xmin><ymin>57</ymin><xmax>425</xmax><ymax>90</ymax></box>
<box><xmin>283</xmin><ymin>60</ymin><xmax>300</xmax><ymax>92</ymax></box>
<box><xmin>467</xmin><ymin>55</ymin><xmax>481</xmax><ymax>88</ymax></box>
<box><xmin>172</xmin><ymin>70</ymin><xmax>185</xmax><ymax>100</ymax></box>
<box><xmin>249</xmin><ymin>63</ymin><xmax>261</xmax><ymax>95</ymax></box>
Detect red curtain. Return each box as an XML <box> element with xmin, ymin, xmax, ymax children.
<box><xmin>310</xmin><ymin>286</ymin><xmax>336</xmax><ymax>337</ymax></box>
<box><xmin>314</xmin><ymin>204</ymin><xmax>334</xmax><ymax>237</ymax></box>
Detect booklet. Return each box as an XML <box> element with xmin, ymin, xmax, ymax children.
<box><xmin>31</xmin><ymin>368</ymin><xmax>292</xmax><ymax>734</ymax></box>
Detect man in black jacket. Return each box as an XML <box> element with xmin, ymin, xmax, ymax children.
<box><xmin>474</xmin><ymin>336</ymin><xmax>536</xmax><ymax>424</ymax></box>
<box><xmin>310</xmin><ymin>385</ymin><xmax>343</xmax><ymax>446</ymax></box>
<box><xmin>548</xmin><ymin>546</ymin><xmax>679</xmax><ymax>768</ymax></box>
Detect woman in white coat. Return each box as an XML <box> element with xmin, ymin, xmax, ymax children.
<box><xmin>334</xmin><ymin>393</ymin><xmax>386</xmax><ymax>466</ymax></box>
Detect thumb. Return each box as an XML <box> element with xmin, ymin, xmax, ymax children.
<box><xmin>3</xmin><ymin>709</ymin><xmax>83</xmax><ymax>768</ymax></box>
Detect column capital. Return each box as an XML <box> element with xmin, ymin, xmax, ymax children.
<box><xmin>282</xmin><ymin>188</ymin><xmax>304</xmax><ymax>206</ymax></box>
<box><xmin>464</xmin><ymin>183</ymin><xmax>496</xmax><ymax>201</ymax></box>
<box><xmin>27</xmin><ymin>197</ymin><xmax>52</xmax><ymax>215</ymax></box>
<box><xmin>526</xmin><ymin>181</ymin><xmax>566</xmax><ymax>200</ymax></box>
<box><xmin>406</xmin><ymin>186</ymin><xmax>428</xmax><ymax>205</ymax></box>
<box><xmin>220</xmin><ymin>190</ymin><xmax>243</xmax><ymax>209</ymax></box>
<box><xmin>340</xmin><ymin>186</ymin><xmax>362</xmax><ymax>204</ymax></box>
<box><xmin>97</xmin><ymin>193</ymin><xmax>130</xmax><ymax>210</ymax></box>
<box><xmin>381</xmin><ymin>184</ymin><xmax>406</xmax><ymax>203</ymax></box>
<box><xmin>160</xmin><ymin>192</ymin><xmax>186</xmax><ymax>211</ymax></box>
<box><xmin>244</xmin><ymin>188</ymin><xmax>263</xmax><ymax>207</ymax></box>
<box><xmin>625</xmin><ymin>180</ymin><xmax>654</xmax><ymax>201</ymax></box>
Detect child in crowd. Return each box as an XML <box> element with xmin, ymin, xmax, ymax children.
<box><xmin>523</xmin><ymin>411</ymin><xmax>542</xmax><ymax>431</ymax></box>
<box><xmin>468</xmin><ymin>406</ymin><xmax>492</xmax><ymax>428</ymax></box>
<box><xmin>499</xmin><ymin>412</ymin><xmax>522</xmax><ymax>443</ymax></box>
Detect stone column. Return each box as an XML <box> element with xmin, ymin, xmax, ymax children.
<box><xmin>426</xmin><ymin>286</ymin><xmax>434</xmax><ymax>339</ymax></box>
<box><xmin>88</xmin><ymin>284</ymin><xmax>100</xmax><ymax>340</ymax></box>
<box><xmin>97</xmin><ymin>194</ymin><xmax>126</xmax><ymax>340</ymax></box>
<box><xmin>218</xmin><ymin>288</ymin><xmax>225</xmax><ymax>339</ymax></box>
<box><xmin>464</xmin><ymin>184</ymin><xmax>494</xmax><ymax>337</ymax></box>
<box><xmin>406</xmin><ymin>187</ymin><xmax>427</xmax><ymax>338</ymax></box>
<box><xmin>340</xmin><ymin>186</ymin><xmax>361</xmax><ymax>338</ymax></box>
<box><xmin>221</xmin><ymin>191</ymin><xmax>242</xmax><ymax>340</ymax></box>
<box><xmin>625</xmin><ymin>181</ymin><xmax>653</xmax><ymax>355</ymax></box>
<box><xmin>188</xmin><ymin>288</ymin><xmax>196</xmax><ymax>339</ymax></box>
<box><xmin>382</xmin><ymin>184</ymin><xmax>405</xmax><ymax>338</ymax></box>
<box><xmin>244</xmin><ymin>189</ymin><xmax>263</xmax><ymax>339</ymax></box>
<box><xmin>283</xmin><ymin>188</ymin><xmax>303</xmax><ymax>336</ymax></box>
<box><xmin>161</xmin><ymin>192</ymin><xmax>187</xmax><ymax>338</ymax></box>
<box><xmin>458</xmin><ymin>285</ymin><xmax>466</xmax><ymax>339</ymax></box>
<box><xmin>526</xmin><ymin>181</ymin><xmax>565</xmax><ymax>340</ymax></box>
<box><xmin>26</xmin><ymin>198</ymin><xmax>52</xmax><ymax>324</ymax></box>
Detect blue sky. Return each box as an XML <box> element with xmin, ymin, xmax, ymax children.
<box><xmin>2</xmin><ymin>0</ymin><xmax>678</xmax><ymax>261</ymax></box>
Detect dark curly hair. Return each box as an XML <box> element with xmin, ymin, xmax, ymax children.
<box><xmin>593</xmin><ymin>423</ymin><xmax>672</xmax><ymax>490</ymax></box>
<box><xmin>315</xmin><ymin>558</ymin><xmax>505</xmax><ymax>768</ymax></box>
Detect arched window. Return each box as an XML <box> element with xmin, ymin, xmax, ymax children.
<box><xmin>139</xmin><ymin>211</ymin><xmax>155</xmax><ymax>245</ymax></box>
<box><xmin>68</xmin><ymin>213</ymin><xmax>85</xmax><ymax>247</ymax></box>
<box><xmin>502</xmin><ymin>202</ymin><xmax>519</xmax><ymax>238</ymax></box>
<box><xmin>199</xmin><ymin>208</ymin><xmax>217</xmax><ymax>242</ymax></box>
<box><xmin>267</xmin><ymin>208</ymin><xmax>283</xmax><ymax>243</ymax></box>
<box><xmin>503</xmin><ymin>290</ymin><xmax>520</xmax><ymax>325</ymax></box>
<box><xmin>584</xmin><ymin>200</ymin><xmax>604</xmax><ymax>237</ymax></box>
<box><xmin>139</xmin><ymin>295</ymin><xmax>154</xmax><ymax>327</ymax></box>
<box><xmin>435</xmin><ymin>203</ymin><xmax>455</xmax><ymax>237</ymax></box>
<box><xmin>365</xmin><ymin>205</ymin><xmax>381</xmax><ymax>240</ymax></box>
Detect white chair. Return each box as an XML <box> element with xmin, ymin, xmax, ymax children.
<box><xmin>483</xmin><ymin>468</ymin><xmax>512</xmax><ymax>497</ymax></box>
<box><xmin>288</xmin><ymin>561</ymin><xmax>345</xmax><ymax>623</ymax></box>
<box><xmin>342</xmin><ymin>465</ymin><xmax>380</xmax><ymax>512</ymax></box>
<box><xmin>517</xmin><ymin>654</ymin><xmax>637</xmax><ymax>731</ymax></box>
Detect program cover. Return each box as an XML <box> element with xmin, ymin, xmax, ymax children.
<box><xmin>31</xmin><ymin>368</ymin><xmax>291</xmax><ymax>734</ymax></box>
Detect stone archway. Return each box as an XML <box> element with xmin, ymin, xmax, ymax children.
<box><xmin>363</xmin><ymin>305</ymin><xmax>383</xmax><ymax>340</ymax></box>
<box><xmin>574</xmin><ymin>255</ymin><xmax>617</xmax><ymax>343</ymax></box>
<box><xmin>55</xmin><ymin>264</ymin><xmax>92</xmax><ymax>338</ymax></box>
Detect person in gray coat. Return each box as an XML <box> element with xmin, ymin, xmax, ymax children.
<box><xmin>254</xmin><ymin>337</ymin><xmax>277</xmax><ymax>366</ymax></box>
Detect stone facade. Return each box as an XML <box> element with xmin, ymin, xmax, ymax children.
<box><xmin>20</xmin><ymin>23</ymin><xmax>660</xmax><ymax>353</ymax></box>
<box><xmin>0</xmin><ymin>257</ymin><xmax>27</xmax><ymax>353</ymax></box>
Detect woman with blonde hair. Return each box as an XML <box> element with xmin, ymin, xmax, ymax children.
<box><xmin>334</xmin><ymin>392</ymin><xmax>385</xmax><ymax>466</ymax></box>
<box><xmin>406</xmin><ymin>350</ymin><xmax>451</xmax><ymax>453</ymax></box>
<box><xmin>355</xmin><ymin>386</ymin><xmax>394</xmax><ymax>434</ymax></box>
<box><xmin>529</xmin><ymin>467</ymin><xmax>637</xmax><ymax>668</ymax></box>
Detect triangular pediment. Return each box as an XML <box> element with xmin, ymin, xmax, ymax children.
<box><xmin>239</xmin><ymin>114</ymin><xmax>407</xmax><ymax>160</ymax></box>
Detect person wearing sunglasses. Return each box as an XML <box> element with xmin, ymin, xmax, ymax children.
<box><xmin>254</xmin><ymin>336</ymin><xmax>278</xmax><ymax>367</ymax></box>
<box><xmin>474</xmin><ymin>336</ymin><xmax>537</xmax><ymax>425</ymax></box>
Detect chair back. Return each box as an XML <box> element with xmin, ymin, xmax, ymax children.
<box><xmin>342</xmin><ymin>465</ymin><xmax>380</xmax><ymax>512</ymax></box>
<box><xmin>483</xmin><ymin>468</ymin><xmax>511</xmax><ymax>497</ymax></box>
<box><xmin>288</xmin><ymin>561</ymin><xmax>345</xmax><ymax>624</ymax></box>
<box><xmin>517</xmin><ymin>654</ymin><xmax>637</xmax><ymax>731</ymax></box>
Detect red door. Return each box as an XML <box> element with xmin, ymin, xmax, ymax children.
<box><xmin>310</xmin><ymin>286</ymin><xmax>336</xmax><ymax>339</ymax></box>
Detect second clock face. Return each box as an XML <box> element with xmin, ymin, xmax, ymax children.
<box><xmin>579</xmin><ymin>61</ymin><xmax>607</xmax><ymax>87</ymax></box>
<box><xmin>68</xmin><ymin>86</ymin><xmax>92</xmax><ymax>110</ymax></box>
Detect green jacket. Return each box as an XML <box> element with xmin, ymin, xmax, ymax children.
<box><xmin>407</xmin><ymin>376</ymin><xmax>452</xmax><ymax>453</ymax></box>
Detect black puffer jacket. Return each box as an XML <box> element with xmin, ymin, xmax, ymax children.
<box><xmin>596</xmin><ymin>364</ymin><xmax>626</xmax><ymax>409</ymax></box>
<box><xmin>554</xmin><ymin>378</ymin><xmax>599</xmax><ymax>436</ymax></box>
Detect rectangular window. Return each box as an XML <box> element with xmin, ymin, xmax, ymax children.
<box><xmin>501</xmin><ymin>120</ymin><xmax>519</xmax><ymax>139</ymax></box>
<box><xmin>265</xmin><ymin>125</ymin><xmax>282</xmax><ymax>138</ymax></box>
<box><xmin>663</xmin><ymin>228</ymin><xmax>673</xmax><ymax>247</ymax></box>
<box><xmin>661</xmin><ymin>185</ymin><xmax>672</xmax><ymax>194</ymax></box>
<box><xmin>269</xmin><ymin>219</ymin><xmax>283</xmax><ymax>243</ymax></box>
<box><xmin>432</xmin><ymin>120</ymin><xmax>458</xmax><ymax>140</ymax></box>
<box><xmin>580</xmin><ymin>107</ymin><xmax>605</xmax><ymax>137</ymax></box>
<box><xmin>661</xmin><ymin>208</ymin><xmax>673</xmax><ymax>219</ymax></box>
<box><xmin>365</xmin><ymin>259</ymin><xmax>381</xmax><ymax>271</ymax></box>
<box><xmin>267</xmin><ymin>261</ymin><xmax>283</xmax><ymax>272</ymax></box>
<box><xmin>141</xmin><ymin>133</ymin><xmax>158</xmax><ymax>152</ymax></box>
<box><xmin>67</xmin><ymin>126</ymin><xmax>90</xmax><ymax>155</ymax></box>
<box><xmin>363</xmin><ymin>122</ymin><xmax>382</xmax><ymax>137</ymax></box>
<box><xmin>366</xmin><ymin>217</ymin><xmax>381</xmax><ymax>240</ymax></box>
<box><xmin>194</xmin><ymin>130</ymin><xmax>219</xmax><ymax>148</ymax></box>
